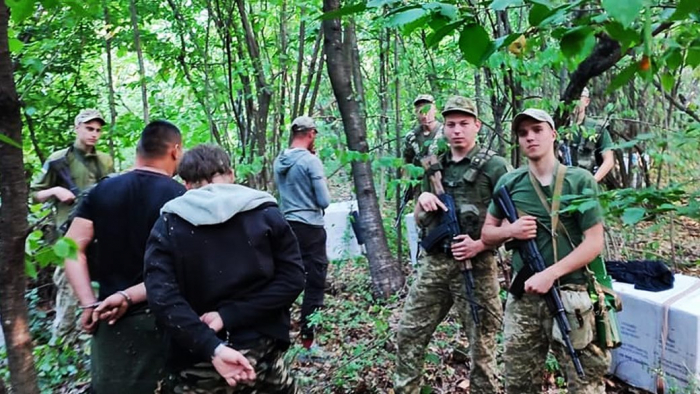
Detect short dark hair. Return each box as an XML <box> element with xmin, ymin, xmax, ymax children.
<box><xmin>136</xmin><ymin>120</ymin><xmax>182</xmax><ymax>159</ymax></box>
<box><xmin>178</xmin><ymin>144</ymin><xmax>232</xmax><ymax>183</ymax></box>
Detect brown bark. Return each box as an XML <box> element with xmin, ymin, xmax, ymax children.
<box><xmin>299</xmin><ymin>30</ymin><xmax>323</xmax><ymax>116</ymax></box>
<box><xmin>393</xmin><ymin>30</ymin><xmax>403</xmax><ymax>265</ymax></box>
<box><xmin>323</xmin><ymin>0</ymin><xmax>404</xmax><ymax>298</ymax></box>
<box><xmin>129</xmin><ymin>0</ymin><xmax>149</xmax><ymax>123</ymax></box>
<box><xmin>0</xmin><ymin>2</ymin><xmax>40</xmax><ymax>393</ymax></box>
<box><xmin>291</xmin><ymin>16</ymin><xmax>305</xmax><ymax>119</ymax></box>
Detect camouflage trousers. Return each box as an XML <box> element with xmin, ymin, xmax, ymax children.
<box><xmin>160</xmin><ymin>338</ymin><xmax>298</xmax><ymax>394</ymax></box>
<box><xmin>395</xmin><ymin>252</ymin><xmax>503</xmax><ymax>394</ymax></box>
<box><xmin>503</xmin><ymin>291</ymin><xmax>611</xmax><ymax>394</ymax></box>
<box><xmin>51</xmin><ymin>267</ymin><xmax>80</xmax><ymax>344</ymax></box>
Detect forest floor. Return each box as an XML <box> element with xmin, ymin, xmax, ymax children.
<box><xmin>287</xmin><ymin>212</ymin><xmax>700</xmax><ymax>394</ymax></box>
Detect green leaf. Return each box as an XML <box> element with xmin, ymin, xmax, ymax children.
<box><xmin>560</xmin><ymin>26</ymin><xmax>594</xmax><ymax>59</ymax></box>
<box><xmin>622</xmin><ymin>207</ymin><xmax>646</xmax><ymax>225</ymax></box>
<box><xmin>0</xmin><ymin>134</ymin><xmax>22</xmax><ymax>149</ymax></box>
<box><xmin>7</xmin><ymin>0</ymin><xmax>38</xmax><ymax>23</ymax></box>
<box><xmin>670</xmin><ymin>0</ymin><xmax>700</xmax><ymax>20</ymax></box>
<box><xmin>494</xmin><ymin>32</ymin><xmax>522</xmax><ymax>50</ymax></box>
<box><xmin>320</xmin><ymin>3</ymin><xmax>367</xmax><ymax>20</ymax></box>
<box><xmin>602</xmin><ymin>0</ymin><xmax>643</xmax><ymax>28</ymax></box>
<box><xmin>458</xmin><ymin>24</ymin><xmax>494</xmax><ymax>66</ymax></box>
<box><xmin>367</xmin><ymin>0</ymin><xmax>399</xmax><ymax>8</ymax></box>
<box><xmin>660</xmin><ymin>73</ymin><xmax>675</xmax><ymax>92</ymax></box>
<box><xmin>576</xmin><ymin>199</ymin><xmax>599</xmax><ymax>214</ymax></box>
<box><xmin>426</xmin><ymin>20</ymin><xmax>462</xmax><ymax>47</ymax></box>
<box><xmin>8</xmin><ymin>38</ymin><xmax>24</xmax><ymax>53</ymax></box>
<box><xmin>25</xmin><ymin>261</ymin><xmax>38</xmax><ymax>280</ymax></box>
<box><xmin>53</xmin><ymin>238</ymin><xmax>77</xmax><ymax>259</ymax></box>
<box><xmin>423</xmin><ymin>2</ymin><xmax>458</xmax><ymax>20</ymax></box>
<box><xmin>605</xmin><ymin>21</ymin><xmax>640</xmax><ymax>50</ymax></box>
<box><xmin>687</xmin><ymin>41</ymin><xmax>700</xmax><ymax>68</ymax></box>
<box><xmin>664</xmin><ymin>47</ymin><xmax>683</xmax><ymax>71</ymax></box>
<box><xmin>386</xmin><ymin>8</ymin><xmax>427</xmax><ymax>28</ymax></box>
<box><xmin>528</xmin><ymin>3</ymin><xmax>550</xmax><ymax>26</ymax></box>
<box><xmin>606</xmin><ymin>63</ymin><xmax>637</xmax><ymax>94</ymax></box>
<box><xmin>527</xmin><ymin>0</ymin><xmax>553</xmax><ymax>7</ymax></box>
<box><xmin>490</xmin><ymin>0</ymin><xmax>523</xmax><ymax>11</ymax></box>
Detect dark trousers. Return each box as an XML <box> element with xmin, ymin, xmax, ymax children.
<box><xmin>289</xmin><ymin>221</ymin><xmax>328</xmax><ymax>338</ymax></box>
<box><xmin>91</xmin><ymin>310</ymin><xmax>167</xmax><ymax>394</ymax></box>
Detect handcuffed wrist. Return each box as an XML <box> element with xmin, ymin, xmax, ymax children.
<box><xmin>117</xmin><ymin>290</ymin><xmax>133</xmax><ymax>308</ymax></box>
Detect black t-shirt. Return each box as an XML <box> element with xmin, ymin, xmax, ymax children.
<box><xmin>76</xmin><ymin>169</ymin><xmax>185</xmax><ymax>301</ymax></box>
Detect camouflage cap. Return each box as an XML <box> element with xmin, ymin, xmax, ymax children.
<box><xmin>511</xmin><ymin>108</ymin><xmax>556</xmax><ymax>132</ymax></box>
<box><xmin>291</xmin><ymin>115</ymin><xmax>317</xmax><ymax>131</ymax></box>
<box><xmin>581</xmin><ymin>87</ymin><xmax>590</xmax><ymax>98</ymax></box>
<box><xmin>441</xmin><ymin>95</ymin><xmax>478</xmax><ymax>118</ymax></box>
<box><xmin>413</xmin><ymin>94</ymin><xmax>435</xmax><ymax>106</ymax></box>
<box><xmin>74</xmin><ymin>109</ymin><xmax>106</xmax><ymax>127</ymax></box>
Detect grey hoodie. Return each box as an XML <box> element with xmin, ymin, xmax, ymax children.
<box><xmin>161</xmin><ymin>183</ymin><xmax>277</xmax><ymax>226</ymax></box>
<box><xmin>273</xmin><ymin>148</ymin><xmax>331</xmax><ymax>226</ymax></box>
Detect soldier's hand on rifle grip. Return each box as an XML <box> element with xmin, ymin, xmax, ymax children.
<box><xmin>53</xmin><ymin>186</ymin><xmax>76</xmax><ymax>204</ymax></box>
<box><xmin>451</xmin><ymin>234</ymin><xmax>484</xmax><ymax>260</ymax></box>
<box><xmin>506</xmin><ymin>215</ymin><xmax>538</xmax><ymax>240</ymax></box>
<box><xmin>417</xmin><ymin>192</ymin><xmax>447</xmax><ymax>213</ymax></box>
<box><xmin>524</xmin><ymin>269</ymin><xmax>557</xmax><ymax>295</ymax></box>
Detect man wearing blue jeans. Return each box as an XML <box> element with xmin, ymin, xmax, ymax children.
<box><xmin>273</xmin><ymin>116</ymin><xmax>332</xmax><ymax>349</ymax></box>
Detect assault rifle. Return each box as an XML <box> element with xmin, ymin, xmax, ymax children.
<box><xmin>48</xmin><ymin>156</ymin><xmax>81</xmax><ymax>197</ymax></box>
<box><xmin>394</xmin><ymin>185</ymin><xmax>414</xmax><ymax>229</ymax></box>
<box><xmin>419</xmin><ymin>156</ymin><xmax>479</xmax><ymax>325</ymax></box>
<box><xmin>494</xmin><ymin>185</ymin><xmax>585</xmax><ymax>378</ymax></box>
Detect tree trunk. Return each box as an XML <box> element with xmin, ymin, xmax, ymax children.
<box><xmin>104</xmin><ymin>1</ymin><xmax>118</xmax><ymax>162</ymax></box>
<box><xmin>393</xmin><ymin>30</ymin><xmax>403</xmax><ymax>266</ymax></box>
<box><xmin>0</xmin><ymin>3</ymin><xmax>39</xmax><ymax>393</ymax></box>
<box><xmin>291</xmin><ymin>14</ymin><xmax>305</xmax><ymax>119</ymax></box>
<box><xmin>129</xmin><ymin>0</ymin><xmax>149</xmax><ymax>123</ymax></box>
<box><xmin>323</xmin><ymin>0</ymin><xmax>404</xmax><ymax>298</ymax></box>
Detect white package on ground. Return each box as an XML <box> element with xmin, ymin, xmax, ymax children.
<box><xmin>323</xmin><ymin>200</ymin><xmax>363</xmax><ymax>261</ymax></box>
<box><xmin>405</xmin><ymin>213</ymin><xmax>419</xmax><ymax>266</ymax></box>
<box><xmin>612</xmin><ymin>274</ymin><xmax>700</xmax><ymax>392</ymax></box>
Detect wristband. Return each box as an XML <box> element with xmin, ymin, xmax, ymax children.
<box><xmin>117</xmin><ymin>290</ymin><xmax>133</xmax><ymax>308</ymax></box>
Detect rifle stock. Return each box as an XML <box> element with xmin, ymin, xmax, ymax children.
<box><xmin>394</xmin><ymin>185</ymin><xmax>414</xmax><ymax>229</ymax></box>
<box><xmin>494</xmin><ymin>186</ymin><xmax>585</xmax><ymax>378</ymax></box>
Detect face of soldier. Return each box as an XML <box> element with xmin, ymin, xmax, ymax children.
<box><xmin>75</xmin><ymin>120</ymin><xmax>103</xmax><ymax>149</ymax></box>
<box><xmin>415</xmin><ymin>103</ymin><xmax>436</xmax><ymax>127</ymax></box>
<box><xmin>444</xmin><ymin>113</ymin><xmax>480</xmax><ymax>152</ymax></box>
<box><xmin>515</xmin><ymin>118</ymin><xmax>557</xmax><ymax>161</ymax></box>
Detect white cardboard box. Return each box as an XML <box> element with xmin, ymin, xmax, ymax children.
<box><xmin>612</xmin><ymin>274</ymin><xmax>700</xmax><ymax>392</ymax></box>
<box><xmin>405</xmin><ymin>213</ymin><xmax>420</xmax><ymax>266</ymax></box>
<box><xmin>323</xmin><ymin>200</ymin><xmax>363</xmax><ymax>261</ymax></box>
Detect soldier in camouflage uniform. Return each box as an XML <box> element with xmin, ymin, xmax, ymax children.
<box><xmin>570</xmin><ymin>87</ymin><xmax>615</xmax><ymax>183</ymax></box>
<box><xmin>403</xmin><ymin>94</ymin><xmax>445</xmax><ymax>169</ymax></box>
<box><xmin>31</xmin><ymin>109</ymin><xmax>114</xmax><ymax>344</ymax></box>
<box><xmin>482</xmin><ymin>109</ymin><xmax>611</xmax><ymax>394</ymax></box>
<box><xmin>145</xmin><ymin>144</ymin><xmax>304</xmax><ymax>393</ymax></box>
<box><xmin>394</xmin><ymin>96</ymin><xmax>508</xmax><ymax>394</ymax></box>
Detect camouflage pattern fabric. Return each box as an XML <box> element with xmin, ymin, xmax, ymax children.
<box><xmin>159</xmin><ymin>338</ymin><xmax>298</xmax><ymax>394</ymax></box>
<box><xmin>503</xmin><ymin>292</ymin><xmax>611</xmax><ymax>394</ymax></box>
<box><xmin>403</xmin><ymin>123</ymin><xmax>444</xmax><ymax>168</ymax></box>
<box><xmin>394</xmin><ymin>252</ymin><xmax>503</xmax><ymax>394</ymax></box>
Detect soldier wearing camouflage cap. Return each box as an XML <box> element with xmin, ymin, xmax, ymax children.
<box><xmin>403</xmin><ymin>94</ymin><xmax>445</xmax><ymax>169</ymax></box>
<box><xmin>394</xmin><ymin>95</ymin><xmax>508</xmax><ymax>394</ymax></box>
<box><xmin>31</xmin><ymin>108</ymin><xmax>114</xmax><ymax>345</ymax></box>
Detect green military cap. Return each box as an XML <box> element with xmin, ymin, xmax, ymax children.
<box><xmin>413</xmin><ymin>94</ymin><xmax>435</xmax><ymax>106</ymax></box>
<box><xmin>442</xmin><ymin>95</ymin><xmax>478</xmax><ymax>118</ymax></box>
<box><xmin>511</xmin><ymin>108</ymin><xmax>556</xmax><ymax>131</ymax></box>
<box><xmin>74</xmin><ymin>109</ymin><xmax>106</xmax><ymax>126</ymax></box>
<box><xmin>291</xmin><ymin>115</ymin><xmax>317</xmax><ymax>132</ymax></box>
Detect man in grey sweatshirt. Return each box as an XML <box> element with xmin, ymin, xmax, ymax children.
<box><xmin>273</xmin><ymin>116</ymin><xmax>331</xmax><ymax>350</ymax></box>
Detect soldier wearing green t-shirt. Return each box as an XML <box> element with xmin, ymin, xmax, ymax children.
<box><xmin>394</xmin><ymin>96</ymin><xmax>507</xmax><ymax>394</ymax></box>
<box><xmin>571</xmin><ymin>87</ymin><xmax>615</xmax><ymax>183</ymax></box>
<box><xmin>482</xmin><ymin>109</ymin><xmax>610</xmax><ymax>394</ymax></box>
<box><xmin>31</xmin><ymin>109</ymin><xmax>114</xmax><ymax>344</ymax></box>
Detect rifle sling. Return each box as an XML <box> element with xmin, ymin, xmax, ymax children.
<box><xmin>527</xmin><ymin>163</ymin><xmax>569</xmax><ymax>263</ymax></box>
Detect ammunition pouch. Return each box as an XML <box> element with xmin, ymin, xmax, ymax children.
<box><xmin>553</xmin><ymin>285</ymin><xmax>595</xmax><ymax>350</ymax></box>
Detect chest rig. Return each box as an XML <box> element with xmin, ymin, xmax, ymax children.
<box><xmin>440</xmin><ymin>148</ymin><xmax>495</xmax><ymax>239</ymax></box>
